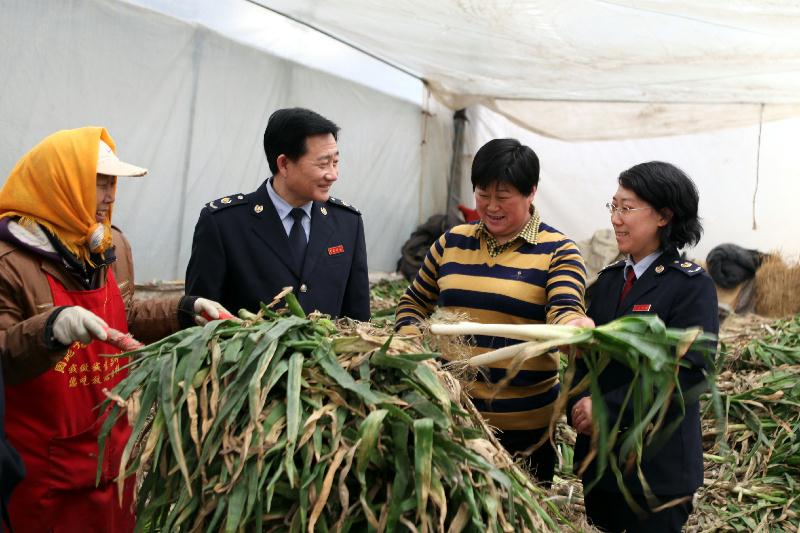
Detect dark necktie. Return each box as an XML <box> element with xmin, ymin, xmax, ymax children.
<box><xmin>288</xmin><ymin>208</ymin><xmax>307</xmax><ymax>269</ymax></box>
<box><xmin>619</xmin><ymin>267</ymin><xmax>636</xmax><ymax>303</ymax></box>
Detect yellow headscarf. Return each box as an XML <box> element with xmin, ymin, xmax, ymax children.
<box><xmin>0</xmin><ymin>127</ymin><xmax>117</xmax><ymax>263</ymax></box>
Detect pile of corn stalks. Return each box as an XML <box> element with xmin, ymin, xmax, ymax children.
<box><xmin>688</xmin><ymin>314</ymin><xmax>800</xmax><ymax>532</ymax></box>
<box><xmin>368</xmin><ymin>277</ymin><xmax>409</xmax><ymax>327</ymax></box>
<box><xmin>98</xmin><ymin>296</ymin><xmax>570</xmax><ymax>532</ymax></box>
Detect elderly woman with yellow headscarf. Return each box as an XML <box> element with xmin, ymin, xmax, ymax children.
<box><xmin>0</xmin><ymin>127</ymin><xmax>229</xmax><ymax>533</ymax></box>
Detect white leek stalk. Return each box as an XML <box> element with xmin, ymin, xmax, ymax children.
<box><xmin>430</xmin><ymin>321</ymin><xmax>590</xmax><ymax>367</ymax></box>
<box><xmin>465</xmin><ymin>341</ymin><xmax>537</xmax><ymax>366</ymax></box>
<box><xmin>469</xmin><ymin>339</ymin><xmax>571</xmax><ymax>366</ymax></box>
<box><xmin>429</xmin><ymin>322</ymin><xmax>581</xmax><ymax>342</ymax></box>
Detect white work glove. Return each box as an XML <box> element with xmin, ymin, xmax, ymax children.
<box><xmin>52</xmin><ymin>306</ymin><xmax>109</xmax><ymax>345</ymax></box>
<box><xmin>193</xmin><ymin>298</ymin><xmax>233</xmax><ymax>326</ymax></box>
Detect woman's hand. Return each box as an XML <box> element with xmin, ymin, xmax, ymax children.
<box><xmin>561</xmin><ymin>316</ymin><xmax>595</xmax><ymax>356</ymax></box>
<box><xmin>566</xmin><ymin>316</ymin><xmax>596</xmax><ymax>328</ymax></box>
<box><xmin>52</xmin><ymin>306</ymin><xmax>109</xmax><ymax>345</ymax></box>
<box><xmin>571</xmin><ymin>396</ymin><xmax>593</xmax><ymax>436</ymax></box>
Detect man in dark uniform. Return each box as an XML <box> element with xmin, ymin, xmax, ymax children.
<box><xmin>185</xmin><ymin>108</ymin><xmax>370</xmax><ymax>320</ymax></box>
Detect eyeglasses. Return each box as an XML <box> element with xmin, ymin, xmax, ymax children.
<box><xmin>605</xmin><ymin>202</ymin><xmax>652</xmax><ymax>217</ymax></box>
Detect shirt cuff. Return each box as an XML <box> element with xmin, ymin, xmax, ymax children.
<box><xmin>43</xmin><ymin>306</ymin><xmax>72</xmax><ymax>350</ymax></box>
<box><xmin>178</xmin><ymin>295</ymin><xmax>199</xmax><ymax>329</ymax></box>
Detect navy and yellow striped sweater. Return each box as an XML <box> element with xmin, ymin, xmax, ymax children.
<box><xmin>396</xmin><ymin>218</ymin><xmax>587</xmax><ymax>431</ymax></box>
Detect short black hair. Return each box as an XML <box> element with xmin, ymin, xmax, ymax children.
<box><xmin>263</xmin><ymin>108</ymin><xmax>340</xmax><ymax>174</ymax></box>
<box><xmin>618</xmin><ymin>161</ymin><xmax>703</xmax><ymax>251</ymax></box>
<box><xmin>470</xmin><ymin>138</ymin><xmax>539</xmax><ymax>196</ymax></box>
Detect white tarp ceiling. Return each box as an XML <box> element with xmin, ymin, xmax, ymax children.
<box><xmin>259</xmin><ymin>0</ymin><xmax>800</xmax><ymax>139</ymax></box>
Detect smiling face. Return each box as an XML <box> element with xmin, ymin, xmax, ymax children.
<box><xmin>273</xmin><ymin>133</ymin><xmax>339</xmax><ymax>206</ymax></box>
<box><xmin>95</xmin><ymin>173</ymin><xmax>116</xmax><ymax>223</ymax></box>
<box><xmin>611</xmin><ymin>185</ymin><xmax>670</xmax><ymax>262</ymax></box>
<box><xmin>475</xmin><ymin>181</ymin><xmax>535</xmax><ymax>244</ymax></box>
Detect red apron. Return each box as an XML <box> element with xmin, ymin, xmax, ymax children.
<box><xmin>5</xmin><ymin>269</ymin><xmax>135</xmax><ymax>532</ymax></box>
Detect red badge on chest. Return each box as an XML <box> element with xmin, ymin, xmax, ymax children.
<box><xmin>632</xmin><ymin>304</ymin><xmax>652</xmax><ymax>312</ymax></box>
<box><xmin>328</xmin><ymin>245</ymin><xmax>344</xmax><ymax>255</ymax></box>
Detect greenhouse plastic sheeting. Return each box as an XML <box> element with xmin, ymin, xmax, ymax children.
<box><xmin>459</xmin><ymin>105</ymin><xmax>800</xmax><ymax>259</ymax></box>
<box><xmin>261</xmin><ymin>0</ymin><xmax>800</xmax><ymax>138</ymax></box>
<box><xmin>0</xmin><ymin>0</ymin><xmax>453</xmax><ymax>280</ymax></box>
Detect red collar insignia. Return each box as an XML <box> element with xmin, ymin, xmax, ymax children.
<box><xmin>632</xmin><ymin>304</ymin><xmax>652</xmax><ymax>312</ymax></box>
<box><xmin>328</xmin><ymin>245</ymin><xmax>344</xmax><ymax>255</ymax></box>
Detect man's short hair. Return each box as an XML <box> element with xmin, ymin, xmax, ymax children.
<box><xmin>263</xmin><ymin>108</ymin><xmax>340</xmax><ymax>174</ymax></box>
<box><xmin>470</xmin><ymin>138</ymin><xmax>540</xmax><ymax>196</ymax></box>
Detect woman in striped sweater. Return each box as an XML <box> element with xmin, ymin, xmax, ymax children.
<box><xmin>395</xmin><ymin>138</ymin><xmax>593</xmax><ymax>483</ymax></box>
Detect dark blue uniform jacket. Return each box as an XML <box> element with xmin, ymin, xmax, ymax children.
<box><xmin>569</xmin><ymin>249</ymin><xmax>719</xmax><ymax>496</ymax></box>
<box><xmin>1</xmin><ymin>357</ymin><xmax>25</xmax><ymax>532</ymax></box>
<box><xmin>185</xmin><ymin>180</ymin><xmax>370</xmax><ymax>321</ymax></box>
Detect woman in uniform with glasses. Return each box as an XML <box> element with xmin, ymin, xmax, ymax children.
<box><xmin>568</xmin><ymin>161</ymin><xmax>719</xmax><ymax>532</ymax></box>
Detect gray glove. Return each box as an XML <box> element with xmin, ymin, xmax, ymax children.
<box><xmin>52</xmin><ymin>306</ymin><xmax>109</xmax><ymax>345</ymax></box>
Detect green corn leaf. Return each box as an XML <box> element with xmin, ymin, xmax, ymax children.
<box><xmin>355</xmin><ymin>409</ymin><xmax>389</xmax><ymax>486</ymax></box>
<box><xmin>286</xmin><ymin>351</ymin><xmax>304</xmax><ymax>446</ymax></box>
<box><xmin>413</xmin><ymin>418</ymin><xmax>434</xmax><ymax>517</ymax></box>
<box><xmin>159</xmin><ymin>348</ymin><xmax>192</xmax><ymax>494</ymax></box>
<box><xmin>316</xmin><ymin>345</ymin><xmax>380</xmax><ymax>405</ymax></box>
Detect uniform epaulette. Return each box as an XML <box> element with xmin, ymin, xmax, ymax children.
<box><xmin>205</xmin><ymin>194</ymin><xmax>246</xmax><ymax>212</ymax></box>
<box><xmin>327</xmin><ymin>196</ymin><xmax>361</xmax><ymax>215</ymax></box>
<box><xmin>599</xmin><ymin>259</ymin><xmax>625</xmax><ymax>274</ymax></box>
<box><xmin>667</xmin><ymin>259</ymin><xmax>705</xmax><ymax>277</ymax></box>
